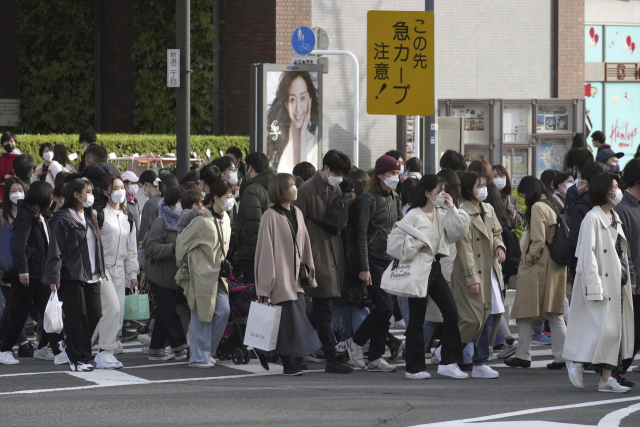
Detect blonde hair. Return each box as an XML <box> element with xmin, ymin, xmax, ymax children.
<box><xmin>268</xmin><ymin>173</ymin><xmax>296</xmax><ymax>204</ymax></box>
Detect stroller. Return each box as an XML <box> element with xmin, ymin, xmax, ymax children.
<box><xmin>215</xmin><ymin>281</ymin><xmax>257</xmax><ymax>365</ymax></box>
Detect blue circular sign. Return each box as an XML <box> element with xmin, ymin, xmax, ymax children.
<box><xmin>291</xmin><ymin>26</ymin><xmax>316</xmax><ymax>56</ymax></box>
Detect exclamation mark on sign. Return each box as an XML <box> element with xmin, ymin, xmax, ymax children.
<box><xmin>376</xmin><ymin>83</ymin><xmax>387</xmax><ymax>99</ymax></box>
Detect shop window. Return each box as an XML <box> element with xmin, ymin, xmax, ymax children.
<box><xmin>585</xmin><ymin>25</ymin><xmax>603</xmax><ymax>62</ymax></box>
<box><xmin>604</xmin><ymin>26</ymin><xmax>640</xmax><ymax>63</ymax></box>
<box><xmin>503</xmin><ymin>104</ymin><xmax>532</xmax><ymax>143</ymax></box>
<box><xmin>450</xmin><ymin>104</ymin><xmax>490</xmax><ymax>144</ymax></box>
<box><xmin>536</xmin><ymin>104</ymin><xmax>573</xmax><ymax>134</ymax></box>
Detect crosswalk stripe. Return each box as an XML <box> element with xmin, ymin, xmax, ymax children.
<box><xmin>68</xmin><ymin>369</ymin><xmax>149</xmax><ymax>386</ymax></box>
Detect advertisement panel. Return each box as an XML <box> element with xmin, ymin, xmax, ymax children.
<box><xmin>605</xmin><ymin>82</ymin><xmax>639</xmax><ymax>163</ymax></box>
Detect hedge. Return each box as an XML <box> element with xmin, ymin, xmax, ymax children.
<box><xmin>13</xmin><ymin>134</ymin><xmax>249</xmax><ymax>166</ymax></box>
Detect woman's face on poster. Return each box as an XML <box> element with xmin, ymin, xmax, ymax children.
<box><xmin>287</xmin><ymin>76</ymin><xmax>309</xmax><ymax>130</ymax></box>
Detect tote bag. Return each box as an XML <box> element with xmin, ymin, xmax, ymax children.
<box><xmin>243</xmin><ymin>301</ymin><xmax>282</xmax><ymax>352</ymax></box>
<box><xmin>124</xmin><ymin>291</ymin><xmax>150</xmax><ymax>320</ymax></box>
<box><xmin>380</xmin><ymin>251</ymin><xmax>433</xmax><ymax>298</ymax></box>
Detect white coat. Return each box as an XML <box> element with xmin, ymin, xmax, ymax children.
<box><xmin>563</xmin><ymin>206</ymin><xmax>634</xmax><ymax>366</ymax></box>
<box><xmin>31</xmin><ymin>161</ymin><xmax>64</xmax><ymax>188</ymax></box>
<box><xmin>100</xmin><ymin>204</ymin><xmax>139</xmax><ymax>275</ymax></box>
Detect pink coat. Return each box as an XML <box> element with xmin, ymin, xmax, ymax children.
<box><xmin>254</xmin><ymin>206</ymin><xmax>317</xmax><ymax>304</ymax></box>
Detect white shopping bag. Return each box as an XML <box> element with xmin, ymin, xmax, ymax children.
<box><xmin>44</xmin><ymin>291</ymin><xmax>64</xmax><ymax>334</ymax></box>
<box><xmin>380</xmin><ymin>252</ymin><xmax>433</xmax><ymax>298</ymax></box>
<box><xmin>243</xmin><ymin>301</ymin><xmax>282</xmax><ymax>351</ymax></box>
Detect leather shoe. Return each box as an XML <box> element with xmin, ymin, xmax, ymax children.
<box><xmin>504</xmin><ymin>357</ymin><xmax>531</xmax><ymax>368</ymax></box>
<box><xmin>547</xmin><ymin>361</ymin><xmax>567</xmax><ymax>370</ymax></box>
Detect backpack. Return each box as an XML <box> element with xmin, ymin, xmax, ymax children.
<box><xmin>96</xmin><ymin>208</ymin><xmax>135</xmax><ymax>233</ymax></box>
<box><xmin>500</xmin><ymin>224</ymin><xmax>521</xmax><ymax>279</ymax></box>
<box><xmin>541</xmin><ymin>199</ymin><xmax>571</xmax><ymax>266</ymax></box>
<box><xmin>309</xmin><ymin>193</ymin><xmax>352</xmax><ymax>236</ymax></box>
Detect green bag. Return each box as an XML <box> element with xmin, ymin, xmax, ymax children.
<box><xmin>124</xmin><ymin>292</ymin><xmax>150</xmax><ymax>320</ymax></box>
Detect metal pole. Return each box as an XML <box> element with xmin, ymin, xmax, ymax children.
<box><xmin>423</xmin><ymin>0</ymin><xmax>437</xmax><ymax>174</ymax></box>
<box><xmin>212</xmin><ymin>0</ymin><xmax>220</xmax><ymax>135</ymax></box>
<box><xmin>176</xmin><ymin>0</ymin><xmax>191</xmax><ymax>180</ymax></box>
<box><xmin>93</xmin><ymin>0</ymin><xmax>102</xmax><ymax>132</ymax></box>
<box><xmin>311</xmin><ymin>50</ymin><xmax>359</xmax><ymax>166</ymax></box>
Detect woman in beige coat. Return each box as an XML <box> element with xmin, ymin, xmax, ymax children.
<box><xmin>504</xmin><ymin>176</ymin><xmax>567</xmax><ymax>369</ymax></box>
<box><xmin>563</xmin><ymin>173</ymin><xmax>634</xmax><ymax>394</ymax></box>
<box><xmin>452</xmin><ymin>171</ymin><xmax>506</xmax><ymax>379</ymax></box>
<box><xmin>254</xmin><ymin>173</ymin><xmax>321</xmax><ymax>376</ymax></box>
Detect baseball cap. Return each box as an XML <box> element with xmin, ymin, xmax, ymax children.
<box><xmin>121</xmin><ymin>171</ymin><xmax>139</xmax><ymax>182</ymax></box>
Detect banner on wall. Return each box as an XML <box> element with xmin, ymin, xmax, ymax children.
<box><xmin>605</xmin><ymin>82</ymin><xmax>639</xmax><ymax>163</ymax></box>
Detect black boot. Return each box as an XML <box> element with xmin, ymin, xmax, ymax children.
<box><xmin>325</xmin><ymin>352</ymin><xmax>353</xmax><ymax>374</ymax></box>
<box><xmin>281</xmin><ymin>355</ymin><xmax>303</xmax><ymax>376</ymax></box>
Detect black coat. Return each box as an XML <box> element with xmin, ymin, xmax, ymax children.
<box><xmin>42</xmin><ymin>208</ymin><xmax>105</xmax><ymax>285</ymax></box>
<box><xmin>567</xmin><ymin>191</ymin><xmax>593</xmax><ymax>278</ymax></box>
<box><xmin>11</xmin><ymin>201</ymin><xmax>51</xmax><ymax>280</ymax></box>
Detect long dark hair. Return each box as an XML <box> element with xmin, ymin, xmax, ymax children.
<box><xmin>468</xmin><ymin>160</ymin><xmax>493</xmax><ymax>184</ymax></box>
<box><xmin>2</xmin><ymin>177</ymin><xmax>27</xmax><ymax>222</ymax></box>
<box><xmin>61</xmin><ymin>178</ymin><xmax>100</xmax><ymax>232</ymax></box>
<box><xmin>485</xmin><ymin>183</ymin><xmax>509</xmax><ymax>226</ymax></box>
<box><xmin>517</xmin><ymin>176</ymin><xmax>555</xmax><ymax>230</ymax></box>
<box><xmin>409</xmin><ymin>175</ymin><xmax>447</xmax><ymax>211</ymax></box>
<box><xmin>492</xmin><ymin>164</ymin><xmax>512</xmax><ymax>196</ymax></box>
<box><xmin>461</xmin><ymin>171</ymin><xmax>485</xmax><ymax>202</ymax></box>
<box><xmin>139</xmin><ymin>170</ymin><xmax>166</xmax><ymax>196</ymax></box>
<box><xmin>437</xmin><ymin>169</ymin><xmax>462</xmax><ymax>207</ymax></box>
<box><xmin>266</xmin><ymin>71</ymin><xmax>319</xmax><ymax>164</ymax></box>
<box><xmin>53</xmin><ymin>144</ymin><xmax>71</xmax><ymax>166</ymax></box>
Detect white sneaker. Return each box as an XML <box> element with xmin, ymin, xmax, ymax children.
<box><xmin>79</xmin><ymin>361</ymin><xmax>95</xmax><ymax>371</ymax></box>
<box><xmin>189</xmin><ymin>361</ymin><xmax>216</xmax><ymax>368</ymax></box>
<box><xmin>471</xmin><ymin>364</ymin><xmax>499</xmax><ymax>379</ymax></box>
<box><xmin>496</xmin><ymin>341</ymin><xmax>518</xmax><ymax>359</ymax></box>
<box><xmin>345</xmin><ymin>338</ymin><xmax>365</xmax><ymax>369</ymax></box>
<box><xmin>208</xmin><ymin>355</ymin><xmax>217</xmax><ymax>366</ymax></box>
<box><xmin>438</xmin><ymin>363</ymin><xmax>469</xmax><ymax>379</ymax></box>
<box><xmin>599</xmin><ymin>377</ymin><xmax>630</xmax><ymax>393</ymax></box>
<box><xmin>394</xmin><ymin>319</ymin><xmax>407</xmax><ymax>329</ymax></box>
<box><xmin>0</xmin><ymin>351</ymin><xmax>19</xmax><ymax>365</ymax></box>
<box><xmin>69</xmin><ymin>361</ymin><xmax>94</xmax><ymax>372</ymax></box>
<box><xmin>566</xmin><ymin>361</ymin><xmax>584</xmax><ymax>389</ymax></box>
<box><xmin>34</xmin><ymin>346</ymin><xmax>55</xmax><ymax>361</ymax></box>
<box><xmin>55</xmin><ymin>341</ymin><xmax>70</xmax><ymax>365</ymax></box>
<box><xmin>114</xmin><ymin>341</ymin><xmax>124</xmax><ymax>355</ymax></box>
<box><xmin>367</xmin><ymin>358</ymin><xmax>397</xmax><ymax>372</ymax></box>
<box><xmin>137</xmin><ymin>334</ymin><xmax>151</xmax><ymax>346</ymax></box>
<box><xmin>406</xmin><ymin>371</ymin><xmax>431</xmax><ymax>379</ymax></box>
<box><xmin>95</xmin><ymin>351</ymin><xmax>123</xmax><ymax>369</ymax></box>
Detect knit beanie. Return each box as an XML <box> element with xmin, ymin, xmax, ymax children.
<box><xmin>374</xmin><ymin>155</ymin><xmax>401</xmax><ymax>175</ymax></box>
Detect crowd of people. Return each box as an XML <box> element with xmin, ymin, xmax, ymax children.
<box><xmin>0</xmin><ymin>129</ymin><xmax>638</xmax><ymax>393</ymax></box>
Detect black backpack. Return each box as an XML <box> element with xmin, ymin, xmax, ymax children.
<box><xmin>500</xmin><ymin>224</ymin><xmax>522</xmax><ymax>279</ymax></box>
<box><xmin>541</xmin><ymin>199</ymin><xmax>571</xmax><ymax>266</ymax></box>
<box><xmin>96</xmin><ymin>208</ymin><xmax>135</xmax><ymax>233</ymax></box>
<box><xmin>309</xmin><ymin>192</ymin><xmax>352</xmax><ymax>236</ymax></box>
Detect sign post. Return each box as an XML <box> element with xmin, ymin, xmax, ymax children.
<box><xmin>167</xmin><ymin>49</ymin><xmax>180</xmax><ymax>87</ymax></box>
<box><xmin>291</xmin><ymin>26</ymin><xmax>316</xmax><ymax>56</ymax></box>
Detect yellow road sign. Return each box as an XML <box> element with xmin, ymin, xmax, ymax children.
<box><xmin>367</xmin><ymin>11</ymin><xmax>434</xmax><ymax>116</ymax></box>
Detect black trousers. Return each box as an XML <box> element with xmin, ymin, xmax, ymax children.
<box><xmin>56</xmin><ymin>280</ymin><xmax>101</xmax><ymax>364</ymax></box>
<box><xmin>405</xmin><ymin>259</ymin><xmax>463</xmax><ymax>373</ymax></box>
<box><xmin>622</xmin><ymin>293</ymin><xmax>640</xmax><ymax>373</ymax></box>
<box><xmin>149</xmin><ymin>280</ymin><xmax>188</xmax><ymax>352</ymax></box>
<box><xmin>241</xmin><ymin>259</ymin><xmax>255</xmax><ymax>285</ymax></box>
<box><xmin>0</xmin><ymin>278</ymin><xmax>64</xmax><ymax>354</ymax></box>
<box><xmin>353</xmin><ymin>257</ymin><xmax>394</xmax><ymax>361</ymax></box>
<box><xmin>0</xmin><ymin>285</ymin><xmax>28</xmax><ymax>347</ymax></box>
<box><xmin>312</xmin><ymin>296</ymin><xmax>336</xmax><ymax>356</ymax></box>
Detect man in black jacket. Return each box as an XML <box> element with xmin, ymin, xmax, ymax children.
<box><xmin>236</xmin><ymin>152</ymin><xmax>275</xmax><ymax>283</ymax></box>
<box><xmin>80</xmin><ymin>144</ymin><xmax>119</xmax><ymax>200</ymax></box>
<box><xmin>564</xmin><ymin>148</ymin><xmax>594</xmax><ymax>216</ymax></box>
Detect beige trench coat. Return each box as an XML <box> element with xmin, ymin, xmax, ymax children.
<box><xmin>511</xmin><ymin>200</ymin><xmax>567</xmax><ymax>319</ymax></box>
<box><xmin>563</xmin><ymin>207</ymin><xmax>634</xmax><ymax>366</ymax></box>
<box><xmin>452</xmin><ymin>201</ymin><xmax>505</xmax><ymax>345</ymax></box>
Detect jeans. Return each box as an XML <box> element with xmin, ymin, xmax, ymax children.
<box><xmin>0</xmin><ymin>278</ymin><xmax>64</xmax><ymax>354</ymax></box>
<box><xmin>397</xmin><ymin>296</ymin><xmax>410</xmax><ymax>324</ymax></box>
<box><xmin>463</xmin><ymin>343</ymin><xmax>474</xmax><ymax>364</ymax></box>
<box><xmin>331</xmin><ymin>305</ymin><xmax>370</xmax><ymax>351</ymax></box>
<box><xmin>148</xmin><ymin>280</ymin><xmax>188</xmax><ymax>355</ymax></box>
<box><xmin>406</xmin><ymin>260</ymin><xmax>463</xmax><ymax>373</ymax></box>
<box><xmin>189</xmin><ymin>287</ymin><xmax>230</xmax><ymax>364</ymax></box>
<box><xmin>240</xmin><ymin>259</ymin><xmax>255</xmax><ymax>285</ymax></box>
<box><xmin>472</xmin><ymin>315</ymin><xmax>493</xmax><ymax>366</ymax></box>
<box><xmin>352</xmin><ymin>256</ymin><xmax>394</xmax><ymax>361</ymax></box>
<box><xmin>56</xmin><ymin>280</ymin><xmax>102</xmax><ymax>364</ymax></box>
<box><xmin>312</xmin><ymin>297</ymin><xmax>337</xmax><ymax>355</ymax></box>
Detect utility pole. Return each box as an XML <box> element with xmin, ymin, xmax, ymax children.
<box><xmin>176</xmin><ymin>0</ymin><xmax>191</xmax><ymax>180</ymax></box>
<box><xmin>422</xmin><ymin>0</ymin><xmax>438</xmax><ymax>174</ymax></box>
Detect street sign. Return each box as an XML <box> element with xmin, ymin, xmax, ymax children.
<box><xmin>167</xmin><ymin>49</ymin><xmax>180</xmax><ymax>88</ymax></box>
<box><xmin>291</xmin><ymin>56</ymin><xmax>317</xmax><ymax>65</ymax></box>
<box><xmin>291</xmin><ymin>26</ymin><xmax>315</xmax><ymax>56</ymax></box>
<box><xmin>313</xmin><ymin>27</ymin><xmax>330</xmax><ymax>50</ymax></box>
<box><xmin>366</xmin><ymin>11</ymin><xmax>434</xmax><ymax>115</ymax></box>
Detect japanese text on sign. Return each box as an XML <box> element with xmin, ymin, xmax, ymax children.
<box><xmin>167</xmin><ymin>49</ymin><xmax>180</xmax><ymax>88</ymax></box>
<box><xmin>367</xmin><ymin>11</ymin><xmax>434</xmax><ymax>115</ymax></box>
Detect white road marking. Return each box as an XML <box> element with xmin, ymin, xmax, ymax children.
<box><xmin>68</xmin><ymin>369</ymin><xmax>149</xmax><ymax>386</ymax></box>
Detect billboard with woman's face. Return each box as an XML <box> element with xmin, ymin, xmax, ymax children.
<box><xmin>250</xmin><ymin>64</ymin><xmax>323</xmax><ymax>174</ymax></box>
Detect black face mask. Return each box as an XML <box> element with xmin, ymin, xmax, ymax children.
<box><xmin>3</xmin><ymin>144</ymin><xmax>15</xmax><ymax>153</ymax></box>
<box><xmin>608</xmin><ymin>164</ymin><xmax>621</xmax><ymax>175</ymax></box>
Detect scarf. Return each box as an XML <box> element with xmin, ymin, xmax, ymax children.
<box><xmin>126</xmin><ymin>193</ymin><xmax>135</xmax><ymax>202</ymax></box>
<box><xmin>158</xmin><ymin>199</ymin><xmax>181</xmax><ymax>231</ymax></box>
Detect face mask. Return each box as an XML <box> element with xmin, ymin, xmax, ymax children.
<box><xmin>475</xmin><ymin>187</ymin><xmax>488</xmax><ymax>202</ymax></box>
<box><xmin>577</xmin><ymin>179</ymin><xmax>588</xmax><ymax>192</ymax></box>
<box><xmin>110</xmin><ymin>189</ymin><xmax>126</xmax><ymax>204</ymax></box>
<box><xmin>494</xmin><ymin>177</ymin><xmax>506</xmax><ymax>190</ymax></box>
<box><xmin>290</xmin><ymin>185</ymin><xmax>298</xmax><ymax>201</ymax></box>
<box><xmin>218</xmin><ymin>198</ymin><xmax>235</xmax><ymax>212</ymax></box>
<box><xmin>399</xmin><ymin>165</ymin><xmax>405</xmax><ymax>174</ymax></box>
<box><xmin>142</xmin><ymin>184</ymin><xmax>150</xmax><ymax>198</ymax></box>
<box><xmin>227</xmin><ymin>172</ymin><xmax>238</xmax><ymax>185</ymax></box>
<box><xmin>559</xmin><ymin>183</ymin><xmax>571</xmax><ymax>195</ymax></box>
<box><xmin>80</xmin><ymin>194</ymin><xmax>94</xmax><ymax>208</ymax></box>
<box><xmin>43</xmin><ymin>151</ymin><xmax>54</xmax><ymax>162</ymax></box>
<box><xmin>9</xmin><ymin>192</ymin><xmax>24</xmax><ymax>204</ymax></box>
<box><xmin>245</xmin><ymin>167</ymin><xmax>252</xmax><ymax>181</ymax></box>
<box><xmin>4</xmin><ymin>144</ymin><xmax>15</xmax><ymax>153</ymax></box>
<box><xmin>607</xmin><ymin>164</ymin><xmax>621</xmax><ymax>175</ymax></box>
<box><xmin>328</xmin><ymin>174</ymin><xmax>343</xmax><ymax>187</ymax></box>
<box><xmin>383</xmin><ymin>174</ymin><xmax>400</xmax><ymax>190</ymax></box>
<box><xmin>174</xmin><ymin>202</ymin><xmax>183</xmax><ymax>214</ymax></box>
<box><xmin>126</xmin><ymin>184</ymin><xmax>138</xmax><ymax>195</ymax></box>
<box><xmin>610</xmin><ymin>189</ymin><xmax>623</xmax><ymax>205</ymax></box>
<box><xmin>235</xmin><ymin>189</ymin><xmax>240</xmax><ymax>198</ymax></box>
<box><xmin>429</xmin><ymin>193</ymin><xmax>446</xmax><ymax>208</ymax></box>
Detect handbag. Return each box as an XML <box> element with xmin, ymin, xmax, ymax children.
<box><xmin>214</xmin><ymin>218</ymin><xmax>232</xmax><ymax>279</ymax></box>
<box><xmin>380</xmin><ymin>251</ymin><xmax>433</xmax><ymax>298</ymax></box>
<box><xmin>284</xmin><ymin>214</ymin><xmax>310</xmax><ymax>287</ymax></box>
<box><xmin>0</xmin><ymin>224</ymin><xmax>14</xmax><ymax>272</ymax></box>
<box><xmin>243</xmin><ymin>300</ymin><xmax>282</xmax><ymax>351</ymax></box>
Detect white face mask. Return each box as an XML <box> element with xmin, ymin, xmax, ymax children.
<box><xmin>110</xmin><ymin>189</ymin><xmax>126</xmax><ymax>204</ymax></box>
<box><xmin>610</xmin><ymin>189</ymin><xmax>623</xmax><ymax>205</ymax></box>
<box><xmin>227</xmin><ymin>172</ymin><xmax>238</xmax><ymax>185</ymax></box>
<box><xmin>558</xmin><ymin>183</ymin><xmax>571</xmax><ymax>195</ymax></box>
<box><xmin>328</xmin><ymin>174</ymin><xmax>343</xmax><ymax>187</ymax></box>
<box><xmin>235</xmin><ymin>189</ymin><xmax>240</xmax><ymax>198</ymax></box>
<box><xmin>9</xmin><ymin>192</ymin><xmax>25</xmax><ymax>204</ymax></box>
<box><xmin>174</xmin><ymin>202</ymin><xmax>183</xmax><ymax>214</ymax></box>
<box><xmin>126</xmin><ymin>184</ymin><xmax>138</xmax><ymax>195</ymax></box>
<box><xmin>43</xmin><ymin>151</ymin><xmax>54</xmax><ymax>162</ymax></box>
<box><xmin>290</xmin><ymin>185</ymin><xmax>298</xmax><ymax>201</ymax></box>
<box><xmin>383</xmin><ymin>174</ymin><xmax>400</xmax><ymax>190</ymax></box>
<box><xmin>475</xmin><ymin>187</ymin><xmax>488</xmax><ymax>202</ymax></box>
<box><xmin>577</xmin><ymin>179</ymin><xmax>588</xmax><ymax>193</ymax></box>
<box><xmin>80</xmin><ymin>194</ymin><xmax>94</xmax><ymax>208</ymax></box>
<box><xmin>494</xmin><ymin>177</ymin><xmax>506</xmax><ymax>190</ymax></box>
<box><xmin>218</xmin><ymin>198</ymin><xmax>235</xmax><ymax>212</ymax></box>
<box><xmin>429</xmin><ymin>193</ymin><xmax>446</xmax><ymax>208</ymax></box>
<box><xmin>399</xmin><ymin>165</ymin><xmax>405</xmax><ymax>174</ymax></box>
<box><xmin>142</xmin><ymin>184</ymin><xmax>150</xmax><ymax>198</ymax></box>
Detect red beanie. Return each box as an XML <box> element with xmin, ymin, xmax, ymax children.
<box><xmin>374</xmin><ymin>155</ymin><xmax>401</xmax><ymax>175</ymax></box>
